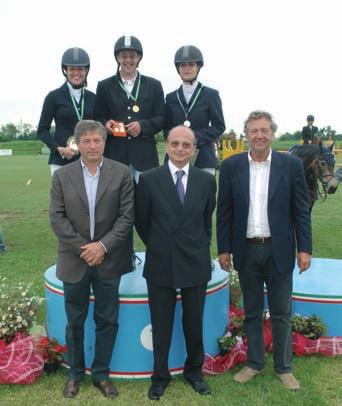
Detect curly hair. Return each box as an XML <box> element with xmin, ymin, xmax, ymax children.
<box><xmin>243</xmin><ymin>110</ymin><xmax>278</xmax><ymax>135</ymax></box>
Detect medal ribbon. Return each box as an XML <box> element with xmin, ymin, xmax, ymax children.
<box><xmin>68</xmin><ymin>87</ymin><xmax>85</xmax><ymax>121</ymax></box>
<box><xmin>118</xmin><ymin>72</ymin><xmax>141</xmax><ymax>103</ymax></box>
<box><xmin>176</xmin><ymin>84</ymin><xmax>203</xmax><ymax>121</ymax></box>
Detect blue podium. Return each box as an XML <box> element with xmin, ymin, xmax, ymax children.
<box><xmin>265</xmin><ymin>258</ymin><xmax>342</xmax><ymax>336</ymax></box>
<box><xmin>45</xmin><ymin>253</ymin><xmax>229</xmax><ymax>379</ymax></box>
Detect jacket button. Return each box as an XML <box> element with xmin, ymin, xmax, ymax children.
<box><xmin>127</xmin><ymin>106</ymin><xmax>131</xmax><ymax>110</ymax></box>
<box><xmin>128</xmin><ymin>116</ymin><xmax>131</xmax><ymax>120</ymax></box>
<box><xmin>128</xmin><ymin>136</ymin><xmax>131</xmax><ymax>140</ymax></box>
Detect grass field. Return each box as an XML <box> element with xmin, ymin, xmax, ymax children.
<box><xmin>0</xmin><ymin>154</ymin><xmax>341</xmax><ymax>405</ymax></box>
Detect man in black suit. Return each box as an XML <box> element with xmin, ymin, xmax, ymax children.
<box><xmin>135</xmin><ymin>125</ymin><xmax>216</xmax><ymax>400</ymax></box>
<box><xmin>217</xmin><ymin>111</ymin><xmax>312</xmax><ymax>390</ymax></box>
<box><xmin>301</xmin><ymin>114</ymin><xmax>318</xmax><ymax>144</ymax></box>
<box><xmin>95</xmin><ymin>35</ymin><xmax>165</xmax><ymax>184</ymax></box>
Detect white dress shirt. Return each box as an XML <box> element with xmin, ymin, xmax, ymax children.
<box><xmin>182</xmin><ymin>80</ymin><xmax>198</xmax><ymax>104</ymax></box>
<box><xmin>246</xmin><ymin>150</ymin><xmax>272</xmax><ymax>238</ymax></box>
<box><xmin>168</xmin><ymin>160</ymin><xmax>189</xmax><ymax>191</ymax></box>
<box><xmin>80</xmin><ymin>159</ymin><xmax>106</xmax><ymax>251</ymax></box>
<box><xmin>67</xmin><ymin>82</ymin><xmax>82</xmax><ymax>103</ymax></box>
<box><xmin>121</xmin><ymin>73</ymin><xmax>137</xmax><ymax>94</ymax></box>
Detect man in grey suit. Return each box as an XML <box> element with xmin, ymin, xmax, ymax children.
<box><xmin>135</xmin><ymin>126</ymin><xmax>216</xmax><ymax>400</ymax></box>
<box><xmin>50</xmin><ymin>120</ymin><xmax>134</xmax><ymax>399</ymax></box>
<box><xmin>217</xmin><ymin>111</ymin><xmax>312</xmax><ymax>390</ymax></box>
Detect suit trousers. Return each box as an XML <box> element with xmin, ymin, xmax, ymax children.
<box><xmin>63</xmin><ymin>267</ymin><xmax>121</xmax><ymax>383</ymax></box>
<box><xmin>147</xmin><ymin>281</ymin><xmax>207</xmax><ymax>386</ymax></box>
<box><xmin>238</xmin><ymin>240</ymin><xmax>293</xmax><ymax>374</ymax></box>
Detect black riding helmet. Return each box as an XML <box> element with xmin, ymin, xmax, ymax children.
<box><xmin>61</xmin><ymin>47</ymin><xmax>90</xmax><ymax>87</ymax></box>
<box><xmin>174</xmin><ymin>45</ymin><xmax>203</xmax><ymax>83</ymax></box>
<box><xmin>174</xmin><ymin>45</ymin><xmax>204</xmax><ymax>68</ymax></box>
<box><xmin>61</xmin><ymin>47</ymin><xmax>90</xmax><ymax>73</ymax></box>
<box><xmin>114</xmin><ymin>35</ymin><xmax>143</xmax><ymax>63</ymax></box>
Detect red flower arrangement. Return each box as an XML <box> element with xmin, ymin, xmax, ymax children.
<box><xmin>36</xmin><ymin>336</ymin><xmax>67</xmax><ymax>364</ymax></box>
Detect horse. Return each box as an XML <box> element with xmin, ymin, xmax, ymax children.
<box><xmin>289</xmin><ymin>142</ymin><xmax>338</xmax><ymax>211</ymax></box>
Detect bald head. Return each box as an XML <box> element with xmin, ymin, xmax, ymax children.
<box><xmin>166</xmin><ymin>126</ymin><xmax>197</xmax><ymax>168</ymax></box>
<box><xmin>167</xmin><ymin>125</ymin><xmax>196</xmax><ymax>143</ymax></box>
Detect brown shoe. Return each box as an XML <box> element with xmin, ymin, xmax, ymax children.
<box><xmin>63</xmin><ymin>379</ymin><xmax>80</xmax><ymax>398</ymax></box>
<box><xmin>277</xmin><ymin>373</ymin><xmax>300</xmax><ymax>390</ymax></box>
<box><xmin>93</xmin><ymin>380</ymin><xmax>118</xmax><ymax>398</ymax></box>
<box><xmin>233</xmin><ymin>367</ymin><xmax>263</xmax><ymax>383</ymax></box>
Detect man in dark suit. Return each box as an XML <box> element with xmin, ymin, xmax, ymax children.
<box><xmin>301</xmin><ymin>114</ymin><xmax>318</xmax><ymax>144</ymax></box>
<box><xmin>217</xmin><ymin>111</ymin><xmax>312</xmax><ymax>390</ymax></box>
<box><xmin>165</xmin><ymin>45</ymin><xmax>225</xmax><ymax>175</ymax></box>
<box><xmin>135</xmin><ymin>126</ymin><xmax>216</xmax><ymax>400</ymax></box>
<box><xmin>95</xmin><ymin>35</ymin><xmax>165</xmax><ymax>184</ymax></box>
<box><xmin>50</xmin><ymin>120</ymin><xmax>134</xmax><ymax>399</ymax></box>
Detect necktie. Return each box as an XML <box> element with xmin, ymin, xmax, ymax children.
<box><xmin>175</xmin><ymin>170</ymin><xmax>185</xmax><ymax>204</ymax></box>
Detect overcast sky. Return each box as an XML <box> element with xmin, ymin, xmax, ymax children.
<box><xmin>1</xmin><ymin>0</ymin><xmax>342</xmax><ymax>135</ymax></box>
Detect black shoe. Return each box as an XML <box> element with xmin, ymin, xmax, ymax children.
<box><xmin>186</xmin><ymin>379</ymin><xmax>211</xmax><ymax>395</ymax></box>
<box><xmin>63</xmin><ymin>379</ymin><xmax>80</xmax><ymax>398</ymax></box>
<box><xmin>93</xmin><ymin>380</ymin><xmax>118</xmax><ymax>398</ymax></box>
<box><xmin>148</xmin><ymin>384</ymin><xmax>166</xmax><ymax>400</ymax></box>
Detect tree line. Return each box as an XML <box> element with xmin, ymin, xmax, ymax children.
<box><xmin>278</xmin><ymin>126</ymin><xmax>342</xmax><ymax>142</ymax></box>
<box><xmin>0</xmin><ymin>123</ymin><xmax>52</xmax><ymax>141</ymax></box>
<box><xmin>1</xmin><ymin>122</ymin><xmax>342</xmax><ymax>142</ymax></box>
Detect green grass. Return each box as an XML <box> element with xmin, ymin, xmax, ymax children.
<box><xmin>0</xmin><ymin>155</ymin><xmax>341</xmax><ymax>405</ymax></box>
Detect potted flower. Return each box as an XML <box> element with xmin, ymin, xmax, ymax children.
<box><xmin>292</xmin><ymin>314</ymin><xmax>327</xmax><ymax>340</ymax></box>
<box><xmin>0</xmin><ymin>276</ymin><xmax>44</xmax><ymax>344</ymax></box>
<box><xmin>0</xmin><ymin>277</ymin><xmax>45</xmax><ymax>384</ymax></box>
<box><xmin>35</xmin><ymin>336</ymin><xmax>67</xmax><ymax>374</ymax></box>
<box><xmin>218</xmin><ymin>331</ymin><xmax>238</xmax><ymax>355</ymax></box>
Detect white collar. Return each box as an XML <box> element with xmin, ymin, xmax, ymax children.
<box><xmin>182</xmin><ymin>80</ymin><xmax>198</xmax><ymax>92</ymax></box>
<box><xmin>248</xmin><ymin>149</ymin><xmax>272</xmax><ymax>164</ymax></box>
<box><xmin>168</xmin><ymin>160</ymin><xmax>190</xmax><ymax>177</ymax></box>
<box><xmin>120</xmin><ymin>72</ymin><xmax>137</xmax><ymax>85</ymax></box>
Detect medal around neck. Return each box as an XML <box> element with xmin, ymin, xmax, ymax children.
<box><xmin>132</xmin><ymin>105</ymin><xmax>140</xmax><ymax>113</ymax></box>
<box><xmin>184</xmin><ymin>120</ymin><xmax>191</xmax><ymax>127</ymax></box>
<box><xmin>67</xmin><ymin>136</ymin><xmax>79</xmax><ymax>153</ymax></box>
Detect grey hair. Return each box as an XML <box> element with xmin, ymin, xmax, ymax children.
<box><xmin>243</xmin><ymin>110</ymin><xmax>278</xmax><ymax>135</ymax></box>
<box><xmin>74</xmin><ymin>120</ymin><xmax>107</xmax><ymax>144</ymax></box>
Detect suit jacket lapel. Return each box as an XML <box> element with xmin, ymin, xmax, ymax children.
<box><xmin>95</xmin><ymin>159</ymin><xmax>112</xmax><ymax>206</ymax></box>
<box><xmin>236</xmin><ymin>154</ymin><xmax>250</xmax><ymax>205</ymax></box>
<box><xmin>183</xmin><ymin>166</ymin><xmax>197</xmax><ymax>209</ymax></box>
<box><xmin>157</xmin><ymin>164</ymin><xmax>184</xmax><ymax>212</ymax></box>
<box><xmin>112</xmin><ymin>75</ymin><xmax>129</xmax><ymax>104</ymax></box>
<box><xmin>268</xmin><ymin>151</ymin><xmax>284</xmax><ymax>201</ymax></box>
<box><xmin>69</xmin><ymin>161</ymin><xmax>89</xmax><ymax>208</ymax></box>
<box><xmin>177</xmin><ymin>85</ymin><xmax>187</xmax><ymax>108</ymax></box>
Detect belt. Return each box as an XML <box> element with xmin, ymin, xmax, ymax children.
<box><xmin>246</xmin><ymin>237</ymin><xmax>271</xmax><ymax>245</ymax></box>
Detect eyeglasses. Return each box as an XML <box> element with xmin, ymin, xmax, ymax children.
<box><xmin>167</xmin><ymin>140</ymin><xmax>196</xmax><ymax>149</ymax></box>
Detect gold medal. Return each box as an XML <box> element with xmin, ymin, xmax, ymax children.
<box><xmin>132</xmin><ymin>105</ymin><xmax>140</xmax><ymax>113</ymax></box>
<box><xmin>184</xmin><ymin>120</ymin><xmax>191</xmax><ymax>127</ymax></box>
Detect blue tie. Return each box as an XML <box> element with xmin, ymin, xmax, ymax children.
<box><xmin>176</xmin><ymin>170</ymin><xmax>185</xmax><ymax>204</ymax></box>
